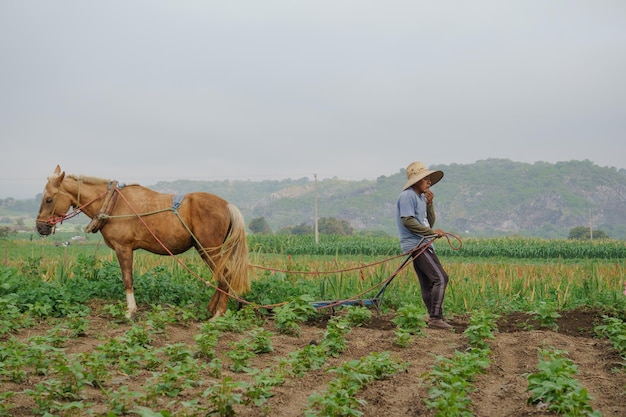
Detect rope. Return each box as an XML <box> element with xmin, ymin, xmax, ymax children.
<box><xmin>251</xmin><ymin>232</ymin><xmax>463</xmax><ymax>276</ymax></box>
<box><xmin>49</xmin><ymin>182</ymin><xmax>463</xmax><ymax>313</ymax></box>
<box><xmin>110</xmin><ymin>188</ymin><xmax>464</xmax><ymax>312</ymax></box>
<box><xmin>112</xmin><ymin>189</ymin><xmax>246</xmax><ymax>303</ymax></box>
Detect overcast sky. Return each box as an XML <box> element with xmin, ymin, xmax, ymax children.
<box><xmin>1</xmin><ymin>1</ymin><xmax>625</xmax><ymax>199</ymax></box>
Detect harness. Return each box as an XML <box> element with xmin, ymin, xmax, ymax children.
<box><xmin>85</xmin><ymin>180</ymin><xmax>124</xmax><ymax>233</ymax></box>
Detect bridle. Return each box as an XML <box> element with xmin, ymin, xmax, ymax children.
<box><xmin>40</xmin><ymin>184</ymin><xmax>110</xmax><ymax>227</ymax></box>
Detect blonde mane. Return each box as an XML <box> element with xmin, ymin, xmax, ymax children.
<box><xmin>66</xmin><ymin>174</ymin><xmax>111</xmax><ymax>185</ymax></box>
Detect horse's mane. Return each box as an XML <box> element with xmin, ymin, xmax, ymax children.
<box><xmin>66</xmin><ymin>173</ymin><xmax>140</xmax><ymax>188</ymax></box>
<box><xmin>66</xmin><ymin>174</ymin><xmax>111</xmax><ymax>185</ymax></box>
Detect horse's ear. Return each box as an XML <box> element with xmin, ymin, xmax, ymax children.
<box><xmin>51</xmin><ymin>165</ymin><xmax>65</xmax><ymax>185</ymax></box>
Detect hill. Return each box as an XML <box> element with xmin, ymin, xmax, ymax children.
<box><xmin>3</xmin><ymin>159</ymin><xmax>626</xmax><ymax>239</ymax></box>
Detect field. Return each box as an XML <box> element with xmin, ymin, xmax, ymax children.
<box><xmin>1</xmin><ymin>235</ymin><xmax>626</xmax><ymax>416</ymax></box>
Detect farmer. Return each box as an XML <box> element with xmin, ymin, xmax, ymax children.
<box><xmin>396</xmin><ymin>161</ymin><xmax>453</xmax><ymax>330</ymax></box>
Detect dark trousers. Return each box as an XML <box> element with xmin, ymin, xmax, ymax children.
<box><xmin>412</xmin><ymin>246</ymin><xmax>449</xmax><ymax>319</ymax></box>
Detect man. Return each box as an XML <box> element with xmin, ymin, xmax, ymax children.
<box><xmin>396</xmin><ymin>161</ymin><xmax>453</xmax><ymax>330</ymax></box>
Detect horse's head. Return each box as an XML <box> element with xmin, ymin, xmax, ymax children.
<box><xmin>36</xmin><ymin>165</ymin><xmax>73</xmax><ymax>236</ymax></box>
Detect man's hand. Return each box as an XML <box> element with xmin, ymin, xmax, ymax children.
<box><xmin>424</xmin><ymin>190</ymin><xmax>434</xmax><ymax>205</ymax></box>
<box><xmin>433</xmin><ymin>228</ymin><xmax>445</xmax><ymax>238</ymax></box>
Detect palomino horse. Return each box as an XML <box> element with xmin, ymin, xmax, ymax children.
<box><xmin>36</xmin><ymin>165</ymin><xmax>251</xmax><ymax>319</ymax></box>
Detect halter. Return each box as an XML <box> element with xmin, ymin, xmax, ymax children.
<box><xmin>43</xmin><ymin>189</ymin><xmax>110</xmax><ymax>226</ymax></box>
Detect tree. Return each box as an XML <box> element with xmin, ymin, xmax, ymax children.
<box><xmin>568</xmin><ymin>226</ymin><xmax>609</xmax><ymax>240</ymax></box>
<box><xmin>279</xmin><ymin>223</ymin><xmax>313</xmax><ymax>235</ymax></box>
<box><xmin>0</xmin><ymin>226</ymin><xmax>11</xmax><ymax>238</ymax></box>
<box><xmin>318</xmin><ymin>217</ymin><xmax>354</xmax><ymax>235</ymax></box>
<box><xmin>249</xmin><ymin>217</ymin><xmax>272</xmax><ymax>235</ymax></box>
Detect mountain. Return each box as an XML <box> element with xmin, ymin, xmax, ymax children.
<box><xmin>149</xmin><ymin>159</ymin><xmax>626</xmax><ymax>239</ymax></box>
<box><xmin>4</xmin><ymin>159</ymin><xmax>626</xmax><ymax>239</ymax></box>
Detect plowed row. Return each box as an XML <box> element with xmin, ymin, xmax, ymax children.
<box><xmin>3</xmin><ymin>306</ymin><xmax>625</xmax><ymax>416</ymax></box>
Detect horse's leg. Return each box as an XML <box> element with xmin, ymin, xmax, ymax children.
<box><xmin>114</xmin><ymin>247</ymin><xmax>137</xmax><ymax>320</ymax></box>
<box><xmin>200</xmin><ymin>249</ymin><xmax>231</xmax><ymax>319</ymax></box>
<box><xmin>207</xmin><ymin>277</ymin><xmax>230</xmax><ymax>319</ymax></box>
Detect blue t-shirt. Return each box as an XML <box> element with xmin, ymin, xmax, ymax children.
<box><xmin>396</xmin><ymin>188</ymin><xmax>431</xmax><ymax>253</ymax></box>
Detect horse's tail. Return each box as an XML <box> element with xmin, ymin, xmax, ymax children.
<box><xmin>221</xmin><ymin>203</ymin><xmax>252</xmax><ymax>295</ymax></box>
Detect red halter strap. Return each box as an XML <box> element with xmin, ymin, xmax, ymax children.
<box><xmin>44</xmin><ymin>189</ymin><xmax>110</xmax><ymax>226</ymax></box>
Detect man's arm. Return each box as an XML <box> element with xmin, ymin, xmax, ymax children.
<box><xmin>402</xmin><ymin>216</ymin><xmax>435</xmax><ymax>235</ymax></box>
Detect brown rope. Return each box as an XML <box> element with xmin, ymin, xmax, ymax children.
<box><xmin>97</xmin><ymin>188</ymin><xmax>465</xmax><ymax>313</ymax></box>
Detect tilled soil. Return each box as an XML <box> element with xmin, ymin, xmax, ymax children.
<box><xmin>3</xmin><ymin>305</ymin><xmax>625</xmax><ymax>416</ymax></box>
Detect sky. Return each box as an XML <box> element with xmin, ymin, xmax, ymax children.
<box><xmin>1</xmin><ymin>1</ymin><xmax>625</xmax><ymax>199</ymax></box>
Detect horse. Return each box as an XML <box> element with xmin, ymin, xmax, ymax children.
<box><xmin>35</xmin><ymin>165</ymin><xmax>251</xmax><ymax>320</ymax></box>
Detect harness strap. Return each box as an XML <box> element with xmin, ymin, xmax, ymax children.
<box><xmin>85</xmin><ymin>180</ymin><xmax>121</xmax><ymax>233</ymax></box>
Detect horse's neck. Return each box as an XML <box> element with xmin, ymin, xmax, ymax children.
<box><xmin>62</xmin><ymin>178</ymin><xmax>108</xmax><ymax>218</ymax></box>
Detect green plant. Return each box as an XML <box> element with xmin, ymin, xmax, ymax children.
<box><xmin>66</xmin><ymin>311</ymin><xmax>90</xmax><ymax>337</ymax></box>
<box><xmin>194</xmin><ymin>323</ymin><xmax>221</xmax><ymax>359</ymax></box>
<box><xmin>595</xmin><ymin>315</ymin><xmax>626</xmax><ymax>357</ymax></box>
<box><xmin>423</xmin><ymin>349</ymin><xmax>490</xmax><ymax>417</ymax></box>
<box><xmin>306</xmin><ymin>351</ymin><xmax>406</xmax><ymax>417</ymax></box>
<box><xmin>226</xmin><ymin>339</ymin><xmax>256</xmax><ymax>373</ymax></box>
<box><xmin>101</xmin><ymin>301</ymin><xmax>130</xmax><ymax>323</ymax></box>
<box><xmin>248</xmin><ymin>327</ymin><xmax>274</xmax><ymax>354</ymax></box>
<box><xmin>282</xmin><ymin>344</ymin><xmax>327</xmax><ymax>377</ymax></box>
<box><xmin>244</xmin><ymin>367</ymin><xmax>284</xmax><ymax>407</ymax></box>
<box><xmin>321</xmin><ymin>316</ymin><xmax>351</xmax><ymax>357</ymax></box>
<box><xmin>202</xmin><ymin>377</ymin><xmax>249</xmax><ymax>417</ymax></box>
<box><xmin>392</xmin><ymin>303</ymin><xmax>427</xmax><ymax>335</ymax></box>
<box><xmin>394</xmin><ymin>328</ymin><xmax>412</xmax><ymax>347</ymax></box>
<box><xmin>464</xmin><ymin>310</ymin><xmax>499</xmax><ymax>350</ymax></box>
<box><xmin>0</xmin><ymin>391</ymin><xmax>15</xmax><ymax>417</ymax></box>
<box><xmin>343</xmin><ymin>305</ymin><xmax>372</xmax><ymax>327</ymax></box>
<box><xmin>104</xmin><ymin>385</ymin><xmax>146</xmax><ymax>415</ymax></box>
<box><xmin>527</xmin><ymin>348</ymin><xmax>601</xmax><ymax>416</ymax></box>
<box><xmin>273</xmin><ymin>295</ymin><xmax>318</xmax><ymax>336</ymax></box>
<box><xmin>531</xmin><ymin>301</ymin><xmax>561</xmax><ymax>331</ymax></box>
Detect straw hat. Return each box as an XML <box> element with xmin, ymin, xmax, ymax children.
<box><xmin>402</xmin><ymin>161</ymin><xmax>444</xmax><ymax>190</ymax></box>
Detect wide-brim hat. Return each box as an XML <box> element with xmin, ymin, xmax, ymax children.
<box><xmin>402</xmin><ymin>161</ymin><xmax>444</xmax><ymax>190</ymax></box>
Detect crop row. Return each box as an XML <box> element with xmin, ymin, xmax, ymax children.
<box><xmin>2</xmin><ymin>297</ymin><xmax>621</xmax><ymax>416</ymax></box>
<box><xmin>247</xmin><ymin>235</ymin><xmax>626</xmax><ymax>259</ymax></box>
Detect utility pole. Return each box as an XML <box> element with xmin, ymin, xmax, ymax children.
<box><xmin>589</xmin><ymin>207</ymin><xmax>593</xmax><ymax>240</ymax></box>
<box><xmin>314</xmin><ymin>173</ymin><xmax>319</xmax><ymax>244</ymax></box>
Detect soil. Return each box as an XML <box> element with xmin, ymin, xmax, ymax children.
<box><xmin>3</xmin><ymin>304</ymin><xmax>626</xmax><ymax>416</ymax></box>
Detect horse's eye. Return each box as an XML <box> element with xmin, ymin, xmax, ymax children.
<box><xmin>46</xmin><ymin>198</ymin><xmax>53</xmax><ymax>204</ymax></box>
